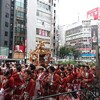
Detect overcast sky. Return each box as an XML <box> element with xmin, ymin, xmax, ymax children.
<box><xmin>59</xmin><ymin>0</ymin><xmax>100</xmax><ymax>25</ymax></box>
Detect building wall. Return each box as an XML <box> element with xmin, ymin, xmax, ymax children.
<box><xmin>8</xmin><ymin>0</ymin><xmax>27</xmax><ymax>59</ymax></box>
<box><xmin>27</xmin><ymin>0</ymin><xmax>37</xmax><ymax>54</ymax></box>
<box><xmin>36</xmin><ymin>0</ymin><xmax>52</xmax><ymax>48</ymax></box>
<box><xmin>0</xmin><ymin>0</ymin><xmax>11</xmax><ymax>47</ymax></box>
<box><xmin>51</xmin><ymin>0</ymin><xmax>59</xmax><ymax>57</ymax></box>
<box><xmin>0</xmin><ymin>0</ymin><xmax>11</xmax><ymax>58</ymax></box>
<box><xmin>0</xmin><ymin>0</ymin><xmax>27</xmax><ymax>59</ymax></box>
<box><xmin>27</xmin><ymin>0</ymin><xmax>58</xmax><ymax>58</ymax></box>
<box><xmin>65</xmin><ymin>20</ymin><xmax>91</xmax><ymax>53</ymax></box>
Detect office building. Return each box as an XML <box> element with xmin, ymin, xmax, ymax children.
<box><xmin>65</xmin><ymin>20</ymin><xmax>91</xmax><ymax>53</ymax></box>
<box><xmin>27</xmin><ymin>0</ymin><xmax>59</xmax><ymax>58</ymax></box>
<box><xmin>0</xmin><ymin>0</ymin><xmax>27</xmax><ymax>60</ymax></box>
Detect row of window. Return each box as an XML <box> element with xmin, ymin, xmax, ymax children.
<box><xmin>14</xmin><ymin>36</ymin><xmax>25</xmax><ymax>45</ymax></box>
<box><xmin>36</xmin><ymin>28</ymin><xmax>50</xmax><ymax>37</ymax></box>
<box><xmin>16</xmin><ymin>11</ymin><xmax>24</xmax><ymax>18</ymax></box>
<box><xmin>15</xmin><ymin>27</ymin><xmax>25</xmax><ymax>33</ymax></box>
<box><xmin>37</xmin><ymin>1</ymin><xmax>51</xmax><ymax>11</ymax></box>
<box><xmin>16</xmin><ymin>0</ymin><xmax>24</xmax><ymax>8</ymax></box>
<box><xmin>37</xmin><ymin>19</ymin><xmax>51</xmax><ymax>29</ymax></box>
<box><xmin>37</xmin><ymin>10</ymin><xmax>51</xmax><ymax>20</ymax></box>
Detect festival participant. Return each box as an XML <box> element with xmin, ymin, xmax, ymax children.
<box><xmin>83</xmin><ymin>66</ymin><xmax>94</xmax><ymax>90</ymax></box>
<box><xmin>3</xmin><ymin>70</ymin><xmax>15</xmax><ymax>100</ymax></box>
<box><xmin>29</xmin><ymin>64</ymin><xmax>37</xmax><ymax>80</ymax></box>
<box><xmin>0</xmin><ymin>68</ymin><xmax>4</xmax><ymax>100</ymax></box>
<box><xmin>39</xmin><ymin>69</ymin><xmax>49</xmax><ymax>96</ymax></box>
<box><xmin>55</xmin><ymin>65</ymin><xmax>62</xmax><ymax>75</ymax></box>
<box><xmin>44</xmin><ymin>66</ymin><xmax>60</xmax><ymax>100</ymax></box>
<box><xmin>59</xmin><ymin>72</ymin><xmax>67</xmax><ymax>100</ymax></box>
<box><xmin>12</xmin><ymin>65</ymin><xmax>25</xmax><ymax>99</ymax></box>
<box><xmin>0</xmin><ymin>68</ymin><xmax>3</xmax><ymax>89</ymax></box>
<box><xmin>22</xmin><ymin>70</ymin><xmax>36</xmax><ymax>100</ymax></box>
<box><xmin>36</xmin><ymin>67</ymin><xmax>44</xmax><ymax>96</ymax></box>
<box><xmin>59</xmin><ymin>72</ymin><xmax>66</xmax><ymax>93</ymax></box>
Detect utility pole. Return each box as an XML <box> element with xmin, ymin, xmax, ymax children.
<box><xmin>96</xmin><ymin>20</ymin><xmax>100</xmax><ymax>82</ymax></box>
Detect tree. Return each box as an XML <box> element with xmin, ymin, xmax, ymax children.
<box><xmin>59</xmin><ymin>46</ymin><xmax>81</xmax><ymax>59</ymax></box>
<box><xmin>59</xmin><ymin>46</ymin><xmax>69</xmax><ymax>58</ymax></box>
<box><xmin>68</xmin><ymin>47</ymin><xmax>81</xmax><ymax>60</ymax></box>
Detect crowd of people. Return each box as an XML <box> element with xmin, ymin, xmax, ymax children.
<box><xmin>0</xmin><ymin>62</ymin><xmax>96</xmax><ymax>100</ymax></box>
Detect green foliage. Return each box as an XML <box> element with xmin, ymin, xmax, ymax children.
<box><xmin>59</xmin><ymin>47</ymin><xmax>69</xmax><ymax>58</ymax></box>
<box><xmin>59</xmin><ymin>46</ymin><xmax>81</xmax><ymax>59</ymax></box>
<box><xmin>58</xmin><ymin>60</ymin><xmax>77</xmax><ymax>65</ymax></box>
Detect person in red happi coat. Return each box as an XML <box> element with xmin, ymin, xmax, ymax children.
<box><xmin>12</xmin><ymin>66</ymin><xmax>25</xmax><ymax>99</ymax></box>
<box><xmin>44</xmin><ymin>66</ymin><xmax>60</xmax><ymax>100</ymax></box>
<box><xmin>22</xmin><ymin>70</ymin><xmax>36</xmax><ymax>100</ymax></box>
<box><xmin>3</xmin><ymin>70</ymin><xmax>15</xmax><ymax>100</ymax></box>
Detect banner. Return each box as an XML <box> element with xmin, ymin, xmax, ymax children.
<box><xmin>91</xmin><ymin>25</ymin><xmax>98</xmax><ymax>50</ymax></box>
<box><xmin>14</xmin><ymin>45</ymin><xmax>25</xmax><ymax>53</ymax></box>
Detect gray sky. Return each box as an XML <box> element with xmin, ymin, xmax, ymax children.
<box><xmin>59</xmin><ymin>0</ymin><xmax>100</xmax><ymax>25</ymax></box>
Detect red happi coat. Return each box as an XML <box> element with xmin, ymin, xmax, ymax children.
<box><xmin>12</xmin><ymin>72</ymin><xmax>25</xmax><ymax>95</ymax></box>
<box><xmin>48</xmin><ymin>73</ymin><xmax>60</xmax><ymax>95</ymax></box>
<box><xmin>3</xmin><ymin>76</ymin><xmax>15</xmax><ymax>100</ymax></box>
<box><xmin>24</xmin><ymin>78</ymin><xmax>36</xmax><ymax>98</ymax></box>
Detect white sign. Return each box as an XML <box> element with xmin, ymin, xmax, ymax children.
<box><xmin>0</xmin><ymin>55</ymin><xmax>8</xmax><ymax>59</ymax></box>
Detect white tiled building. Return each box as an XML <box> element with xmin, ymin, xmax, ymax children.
<box><xmin>27</xmin><ymin>0</ymin><xmax>59</xmax><ymax>57</ymax></box>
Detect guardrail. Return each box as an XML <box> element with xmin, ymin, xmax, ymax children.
<box><xmin>34</xmin><ymin>87</ymin><xmax>100</xmax><ymax>100</ymax></box>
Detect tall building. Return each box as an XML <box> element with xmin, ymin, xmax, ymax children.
<box><xmin>65</xmin><ymin>20</ymin><xmax>92</xmax><ymax>54</ymax></box>
<box><xmin>0</xmin><ymin>0</ymin><xmax>11</xmax><ymax>59</ymax></box>
<box><xmin>0</xmin><ymin>0</ymin><xmax>27</xmax><ymax>60</ymax></box>
<box><xmin>27</xmin><ymin>0</ymin><xmax>59</xmax><ymax>58</ymax></box>
<box><xmin>12</xmin><ymin>0</ymin><xmax>27</xmax><ymax>59</ymax></box>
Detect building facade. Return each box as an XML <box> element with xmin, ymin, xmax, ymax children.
<box><xmin>65</xmin><ymin>20</ymin><xmax>91</xmax><ymax>53</ymax></box>
<box><xmin>0</xmin><ymin>0</ymin><xmax>27</xmax><ymax>60</ymax></box>
<box><xmin>0</xmin><ymin>0</ymin><xmax>11</xmax><ymax>59</ymax></box>
<box><xmin>27</xmin><ymin>0</ymin><xmax>59</xmax><ymax>58</ymax></box>
<box><xmin>12</xmin><ymin>0</ymin><xmax>27</xmax><ymax>59</ymax></box>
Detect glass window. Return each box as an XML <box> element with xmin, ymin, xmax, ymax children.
<box><xmin>5</xmin><ymin>13</ymin><xmax>9</xmax><ymax>18</ymax></box>
<box><xmin>5</xmin><ymin>22</ymin><xmax>9</xmax><ymax>27</ymax></box>
<box><xmin>36</xmin><ymin>28</ymin><xmax>39</xmax><ymax>35</ymax></box>
<box><xmin>49</xmin><ymin>0</ymin><xmax>51</xmax><ymax>3</ymax></box>
<box><xmin>16</xmin><ymin>11</ymin><xmax>24</xmax><ymax>18</ymax></box>
<box><xmin>5</xmin><ymin>31</ymin><xmax>8</xmax><ymax>36</ymax></box>
<box><xmin>54</xmin><ymin>3</ymin><xmax>56</xmax><ymax>7</ymax></box>
<box><xmin>4</xmin><ymin>41</ymin><xmax>8</xmax><ymax>46</ymax></box>
<box><xmin>16</xmin><ymin>1</ymin><xmax>24</xmax><ymax>8</ymax></box>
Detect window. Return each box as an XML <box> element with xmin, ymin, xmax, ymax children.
<box><xmin>54</xmin><ymin>28</ymin><xmax>56</xmax><ymax>33</ymax></box>
<box><xmin>36</xmin><ymin>11</ymin><xmax>39</xmax><ymax>16</ymax></box>
<box><xmin>54</xmin><ymin>3</ymin><xmax>56</xmax><ymax>7</ymax></box>
<box><xmin>5</xmin><ymin>13</ymin><xmax>9</xmax><ymax>18</ymax></box>
<box><xmin>53</xmin><ymin>23</ymin><xmax>55</xmax><ymax>26</ymax></box>
<box><xmin>4</xmin><ymin>41</ymin><xmax>8</xmax><ymax>46</ymax></box>
<box><xmin>54</xmin><ymin>10</ymin><xmax>56</xmax><ymax>14</ymax></box>
<box><xmin>54</xmin><ymin>16</ymin><xmax>55</xmax><ymax>20</ymax></box>
<box><xmin>5</xmin><ymin>22</ymin><xmax>9</xmax><ymax>27</ymax></box>
<box><xmin>42</xmin><ymin>22</ymin><xmax>44</xmax><ymax>25</ymax></box>
<box><xmin>5</xmin><ymin>31</ymin><xmax>8</xmax><ymax>36</ymax></box>
<box><xmin>49</xmin><ymin>0</ymin><xmax>51</xmax><ymax>3</ymax></box>
<box><xmin>49</xmin><ymin>6</ymin><xmax>51</xmax><ymax>11</ymax></box>
<box><xmin>36</xmin><ymin>29</ymin><xmax>39</xmax><ymax>35</ymax></box>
